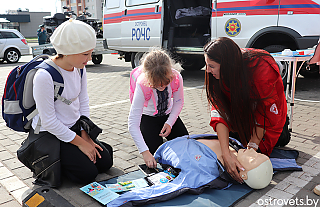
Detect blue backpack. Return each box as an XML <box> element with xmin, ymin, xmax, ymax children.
<box><xmin>2</xmin><ymin>54</ymin><xmax>82</xmax><ymax>133</ymax></box>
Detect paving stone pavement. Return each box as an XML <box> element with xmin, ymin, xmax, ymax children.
<box><xmin>0</xmin><ymin>54</ymin><xmax>319</xmax><ymax>207</ymax></box>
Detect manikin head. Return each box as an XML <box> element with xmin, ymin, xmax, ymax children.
<box><xmin>237</xmin><ymin>148</ymin><xmax>273</xmax><ymax>189</ymax></box>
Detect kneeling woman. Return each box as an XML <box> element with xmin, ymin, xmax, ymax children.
<box><xmin>204</xmin><ymin>37</ymin><xmax>288</xmax><ymax>183</ymax></box>
<box><xmin>30</xmin><ymin>19</ymin><xmax>113</xmax><ymax>186</ymax></box>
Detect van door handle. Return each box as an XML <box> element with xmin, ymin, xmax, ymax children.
<box><xmin>124</xmin><ymin>9</ymin><xmax>127</xmax><ymax>15</ymax></box>
<box><xmin>155</xmin><ymin>5</ymin><xmax>159</xmax><ymax>13</ymax></box>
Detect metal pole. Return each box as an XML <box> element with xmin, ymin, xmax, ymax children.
<box><xmin>289</xmin><ymin>58</ymin><xmax>298</xmax><ymax>132</ymax></box>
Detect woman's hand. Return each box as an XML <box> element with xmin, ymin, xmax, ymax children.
<box><xmin>222</xmin><ymin>150</ymin><xmax>245</xmax><ymax>183</ymax></box>
<box><xmin>216</xmin><ymin>123</ymin><xmax>244</xmax><ymax>183</ymax></box>
<box><xmin>159</xmin><ymin>123</ymin><xmax>171</xmax><ymax>137</ymax></box>
<box><xmin>141</xmin><ymin>150</ymin><xmax>157</xmax><ymax>168</ymax></box>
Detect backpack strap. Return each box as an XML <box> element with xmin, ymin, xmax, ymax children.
<box><xmin>137</xmin><ymin>69</ymin><xmax>180</xmax><ymax>116</ymax></box>
<box><xmin>42</xmin><ymin>60</ymin><xmax>73</xmax><ymax>105</ymax></box>
<box><xmin>151</xmin><ymin>92</ymin><xmax>158</xmax><ymax>116</ymax></box>
<box><xmin>32</xmin><ymin>60</ymin><xmax>83</xmax><ymax>133</ymax></box>
<box><xmin>138</xmin><ymin>82</ymin><xmax>158</xmax><ymax>115</ymax></box>
<box><xmin>129</xmin><ymin>66</ymin><xmax>143</xmax><ymax>103</ymax></box>
<box><xmin>170</xmin><ymin>69</ymin><xmax>180</xmax><ymax>94</ymax></box>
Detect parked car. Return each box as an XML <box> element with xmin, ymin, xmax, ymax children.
<box><xmin>0</xmin><ymin>29</ymin><xmax>30</xmax><ymax>63</ymax></box>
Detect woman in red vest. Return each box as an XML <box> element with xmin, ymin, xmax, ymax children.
<box><xmin>204</xmin><ymin>37</ymin><xmax>289</xmax><ymax>183</ymax></box>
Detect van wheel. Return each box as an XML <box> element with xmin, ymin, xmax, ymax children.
<box><xmin>4</xmin><ymin>48</ymin><xmax>20</xmax><ymax>63</ymax></box>
<box><xmin>92</xmin><ymin>54</ymin><xmax>103</xmax><ymax>64</ymax></box>
<box><xmin>263</xmin><ymin>45</ymin><xmax>288</xmax><ymax>89</ymax></box>
<box><xmin>131</xmin><ymin>52</ymin><xmax>144</xmax><ymax>69</ymax></box>
<box><xmin>181</xmin><ymin>57</ymin><xmax>205</xmax><ymax>71</ymax></box>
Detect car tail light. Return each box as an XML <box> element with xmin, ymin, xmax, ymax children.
<box><xmin>21</xmin><ymin>39</ymin><xmax>27</xmax><ymax>45</ymax></box>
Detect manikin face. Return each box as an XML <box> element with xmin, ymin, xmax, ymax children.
<box><xmin>204</xmin><ymin>54</ymin><xmax>221</xmax><ymax>79</ymax></box>
<box><xmin>66</xmin><ymin>49</ymin><xmax>94</xmax><ymax>69</ymax></box>
<box><xmin>237</xmin><ymin>148</ymin><xmax>273</xmax><ymax>189</ymax></box>
<box><xmin>237</xmin><ymin>148</ymin><xmax>269</xmax><ymax>172</ymax></box>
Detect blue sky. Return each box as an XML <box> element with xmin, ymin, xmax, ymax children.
<box><xmin>1</xmin><ymin>0</ymin><xmax>62</xmax><ymax>15</ymax></box>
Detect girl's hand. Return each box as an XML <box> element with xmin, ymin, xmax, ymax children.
<box><xmin>222</xmin><ymin>150</ymin><xmax>245</xmax><ymax>183</ymax></box>
<box><xmin>78</xmin><ymin>140</ymin><xmax>101</xmax><ymax>164</ymax></box>
<box><xmin>159</xmin><ymin>123</ymin><xmax>171</xmax><ymax>137</ymax></box>
<box><xmin>81</xmin><ymin>130</ymin><xmax>103</xmax><ymax>151</ymax></box>
<box><xmin>141</xmin><ymin>150</ymin><xmax>157</xmax><ymax>168</ymax></box>
<box><xmin>72</xmin><ymin>131</ymin><xmax>102</xmax><ymax>164</ymax></box>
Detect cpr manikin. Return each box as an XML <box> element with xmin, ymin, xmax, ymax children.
<box><xmin>197</xmin><ymin>139</ymin><xmax>273</xmax><ymax>189</ymax></box>
<box><xmin>106</xmin><ymin>135</ymin><xmax>300</xmax><ymax>207</ymax></box>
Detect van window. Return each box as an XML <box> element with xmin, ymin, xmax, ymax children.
<box><xmin>106</xmin><ymin>0</ymin><xmax>120</xmax><ymax>9</ymax></box>
<box><xmin>1</xmin><ymin>32</ymin><xmax>19</xmax><ymax>39</ymax></box>
<box><xmin>126</xmin><ymin>0</ymin><xmax>159</xmax><ymax>7</ymax></box>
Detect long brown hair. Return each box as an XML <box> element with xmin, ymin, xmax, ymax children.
<box><xmin>204</xmin><ymin>37</ymin><xmax>270</xmax><ymax>146</ymax></box>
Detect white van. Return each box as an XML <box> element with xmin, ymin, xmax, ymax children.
<box><xmin>103</xmin><ymin>0</ymin><xmax>320</xmax><ymax>73</ymax></box>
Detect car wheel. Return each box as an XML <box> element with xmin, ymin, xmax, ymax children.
<box><xmin>4</xmin><ymin>48</ymin><xmax>20</xmax><ymax>63</ymax></box>
<box><xmin>181</xmin><ymin>56</ymin><xmax>206</xmax><ymax>71</ymax></box>
<box><xmin>131</xmin><ymin>52</ymin><xmax>144</xmax><ymax>69</ymax></box>
<box><xmin>92</xmin><ymin>54</ymin><xmax>103</xmax><ymax>64</ymax></box>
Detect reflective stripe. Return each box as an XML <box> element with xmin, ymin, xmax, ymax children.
<box><xmin>52</xmin><ymin>82</ymin><xmax>74</xmax><ymax>105</ymax></box>
<box><xmin>211</xmin><ymin>110</ymin><xmax>221</xmax><ymax>118</ymax></box>
<box><xmin>34</xmin><ymin>117</ymin><xmax>41</xmax><ymax>134</ymax></box>
<box><xmin>52</xmin><ymin>81</ymin><xmax>64</xmax><ymax>87</ymax></box>
<box><xmin>54</xmin><ymin>84</ymin><xmax>60</xmax><ymax>98</ymax></box>
<box><xmin>26</xmin><ymin>108</ymin><xmax>38</xmax><ymax>121</ymax></box>
<box><xmin>3</xmin><ymin>100</ymin><xmax>22</xmax><ymax>114</ymax></box>
<box><xmin>56</xmin><ymin>95</ymin><xmax>72</xmax><ymax>105</ymax></box>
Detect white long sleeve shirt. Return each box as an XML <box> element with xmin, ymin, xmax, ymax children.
<box><xmin>128</xmin><ymin>73</ymin><xmax>184</xmax><ymax>153</ymax></box>
<box><xmin>32</xmin><ymin>64</ymin><xmax>90</xmax><ymax>142</ymax></box>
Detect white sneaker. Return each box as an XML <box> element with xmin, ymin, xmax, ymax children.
<box><xmin>313</xmin><ymin>184</ymin><xmax>320</xmax><ymax>196</ymax></box>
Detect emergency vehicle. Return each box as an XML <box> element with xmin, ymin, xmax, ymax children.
<box><xmin>103</xmin><ymin>0</ymin><xmax>320</xmax><ymax>75</ymax></box>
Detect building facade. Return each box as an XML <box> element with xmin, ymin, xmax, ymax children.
<box><xmin>0</xmin><ymin>10</ymin><xmax>51</xmax><ymax>38</ymax></box>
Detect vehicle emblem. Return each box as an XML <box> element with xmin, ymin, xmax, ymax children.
<box><xmin>225</xmin><ymin>18</ymin><xmax>241</xmax><ymax>37</ymax></box>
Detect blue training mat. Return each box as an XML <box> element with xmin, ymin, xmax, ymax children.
<box><xmin>100</xmin><ymin>146</ymin><xmax>301</xmax><ymax>207</ymax></box>
<box><xmin>100</xmin><ymin>170</ymin><xmax>252</xmax><ymax>207</ymax></box>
